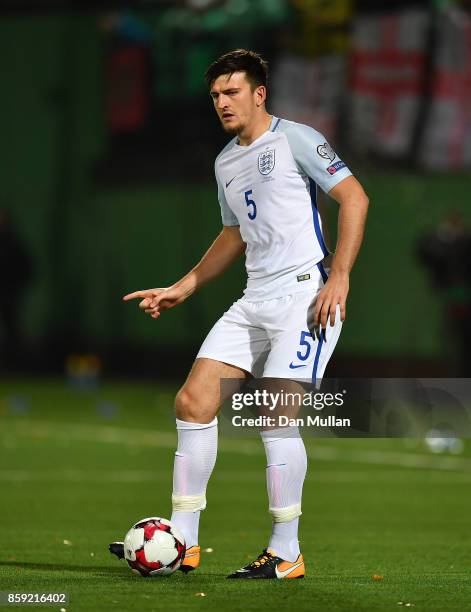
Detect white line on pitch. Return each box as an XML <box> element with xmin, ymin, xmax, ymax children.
<box><xmin>0</xmin><ymin>469</ymin><xmax>471</xmax><ymax>484</ymax></box>
<box><xmin>2</xmin><ymin>419</ymin><xmax>471</xmax><ymax>473</ymax></box>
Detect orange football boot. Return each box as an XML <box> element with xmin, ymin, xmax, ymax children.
<box><xmin>227</xmin><ymin>549</ymin><xmax>305</xmax><ymax>579</ymax></box>
<box><xmin>179</xmin><ymin>545</ymin><xmax>201</xmax><ymax>574</ymax></box>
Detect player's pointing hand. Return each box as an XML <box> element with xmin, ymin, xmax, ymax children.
<box><xmin>123</xmin><ymin>288</ymin><xmax>167</xmax><ymax>318</ymax></box>
<box><xmin>123</xmin><ymin>285</ymin><xmax>192</xmax><ymax>319</ymax></box>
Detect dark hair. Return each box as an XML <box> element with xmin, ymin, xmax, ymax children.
<box><xmin>205</xmin><ymin>49</ymin><xmax>268</xmax><ymax>90</ymax></box>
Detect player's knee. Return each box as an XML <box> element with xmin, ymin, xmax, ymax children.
<box><xmin>175</xmin><ymin>387</ymin><xmax>214</xmax><ymax>423</ymax></box>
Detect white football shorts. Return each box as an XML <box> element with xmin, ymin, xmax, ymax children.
<box><xmin>196</xmin><ymin>267</ymin><xmax>342</xmax><ymax>382</ymax></box>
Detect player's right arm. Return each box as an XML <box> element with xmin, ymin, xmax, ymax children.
<box><xmin>123</xmin><ymin>225</ymin><xmax>244</xmax><ymax>319</ymax></box>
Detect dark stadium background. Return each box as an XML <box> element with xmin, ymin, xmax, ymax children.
<box><xmin>2</xmin><ymin>0</ymin><xmax>470</xmax><ymax>379</ymax></box>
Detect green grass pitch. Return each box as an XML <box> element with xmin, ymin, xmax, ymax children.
<box><xmin>0</xmin><ymin>379</ymin><xmax>470</xmax><ymax>611</ymax></box>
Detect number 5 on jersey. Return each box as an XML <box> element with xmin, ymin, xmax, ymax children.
<box><xmin>244</xmin><ymin>190</ymin><xmax>257</xmax><ymax>220</ymax></box>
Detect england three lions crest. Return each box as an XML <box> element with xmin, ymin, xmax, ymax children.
<box><xmin>258</xmin><ymin>149</ymin><xmax>275</xmax><ymax>175</ymax></box>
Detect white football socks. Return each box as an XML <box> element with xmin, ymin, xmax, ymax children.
<box><xmin>171</xmin><ymin>417</ymin><xmax>218</xmax><ymax>548</ymax></box>
<box><xmin>261</xmin><ymin>426</ymin><xmax>307</xmax><ymax>562</ymax></box>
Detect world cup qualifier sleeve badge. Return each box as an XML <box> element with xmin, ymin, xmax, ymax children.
<box><xmin>258</xmin><ymin>149</ymin><xmax>276</xmax><ymax>175</ymax></box>
<box><xmin>316</xmin><ymin>142</ymin><xmax>336</xmax><ymax>163</ymax></box>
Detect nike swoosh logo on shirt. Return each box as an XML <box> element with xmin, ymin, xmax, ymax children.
<box><xmin>225</xmin><ymin>176</ymin><xmax>237</xmax><ymax>188</ymax></box>
<box><xmin>289</xmin><ymin>363</ymin><xmax>307</xmax><ymax>369</ymax></box>
<box><xmin>275</xmin><ymin>561</ymin><xmax>304</xmax><ymax>579</ymax></box>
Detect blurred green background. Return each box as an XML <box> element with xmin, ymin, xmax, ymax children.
<box><xmin>1</xmin><ymin>3</ymin><xmax>471</xmax><ymax>377</ymax></box>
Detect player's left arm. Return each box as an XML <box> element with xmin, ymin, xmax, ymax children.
<box><xmin>280</xmin><ymin>120</ymin><xmax>369</xmax><ymax>330</ymax></box>
<box><xmin>314</xmin><ymin>175</ymin><xmax>369</xmax><ymax>330</ymax></box>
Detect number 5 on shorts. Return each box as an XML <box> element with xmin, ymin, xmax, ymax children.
<box><xmin>297</xmin><ymin>331</ymin><xmax>313</xmax><ymax>361</ymax></box>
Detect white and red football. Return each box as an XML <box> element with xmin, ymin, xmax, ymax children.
<box><xmin>123</xmin><ymin>517</ymin><xmax>186</xmax><ymax>577</ymax></box>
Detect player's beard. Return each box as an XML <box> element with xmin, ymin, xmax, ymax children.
<box><xmin>223</xmin><ymin>125</ymin><xmax>239</xmax><ymax>136</ymax></box>
<box><xmin>220</xmin><ymin>116</ymin><xmax>244</xmax><ymax>136</ymax></box>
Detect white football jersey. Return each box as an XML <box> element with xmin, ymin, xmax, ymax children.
<box><xmin>215</xmin><ymin>116</ymin><xmax>352</xmax><ymax>300</ymax></box>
